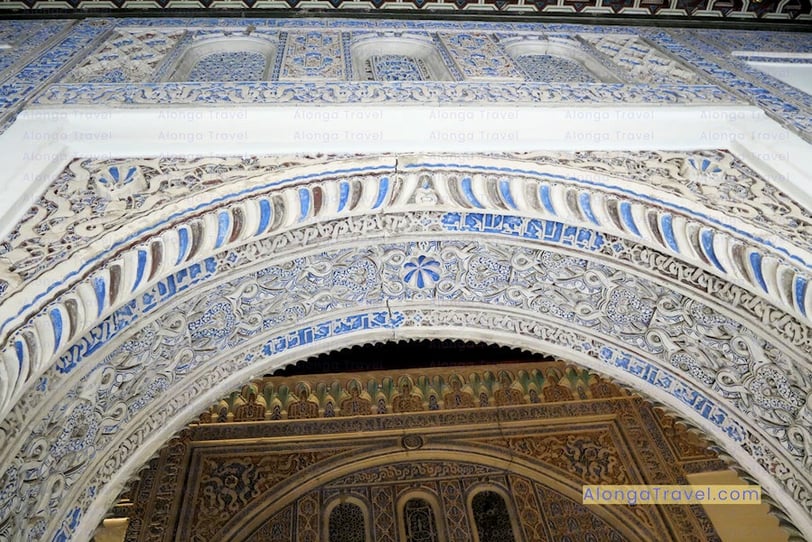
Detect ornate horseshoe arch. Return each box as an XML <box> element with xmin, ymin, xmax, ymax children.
<box><xmin>0</xmin><ymin>152</ymin><xmax>809</xmax><ymax>541</ymax></box>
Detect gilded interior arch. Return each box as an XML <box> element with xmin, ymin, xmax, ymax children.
<box><xmin>225</xmin><ymin>448</ymin><xmax>650</xmax><ymax>542</ymax></box>
<box><xmin>118</xmin><ymin>361</ymin><xmax>732</xmax><ymax>542</ymax></box>
<box><xmin>0</xmin><ymin>152</ymin><xmax>809</xmax><ymax>541</ymax></box>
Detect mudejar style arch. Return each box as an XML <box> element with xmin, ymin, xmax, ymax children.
<box><xmin>0</xmin><ymin>153</ymin><xmax>809</xmax><ymax>542</ymax></box>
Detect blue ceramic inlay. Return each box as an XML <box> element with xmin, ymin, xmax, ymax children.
<box><xmin>93</xmin><ymin>277</ymin><xmax>106</xmax><ymax>317</ymax></box>
<box><xmin>372</xmin><ymin>176</ymin><xmax>389</xmax><ymax>209</ymax></box>
<box><xmin>661</xmin><ymin>214</ymin><xmax>679</xmax><ymax>253</ymax></box>
<box><xmin>461</xmin><ymin>176</ymin><xmax>484</xmax><ymax>209</ymax></box>
<box><xmin>539</xmin><ymin>184</ymin><xmax>556</xmax><ymax>215</ymax></box>
<box><xmin>499</xmin><ymin>178</ymin><xmax>517</xmax><ymax>210</ymax></box>
<box><xmin>176</xmin><ymin>227</ymin><xmax>189</xmax><ymax>265</ymax></box>
<box><xmin>700</xmin><ymin>229</ymin><xmax>726</xmax><ymax>273</ymax></box>
<box><xmin>215</xmin><ymin>211</ymin><xmax>230</xmax><ymax>249</ymax></box>
<box><xmin>257</xmin><ymin>198</ymin><xmax>272</xmax><ymax>235</ymax></box>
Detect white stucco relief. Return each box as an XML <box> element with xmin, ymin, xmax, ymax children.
<box><xmin>0</xmin><ymin>16</ymin><xmax>810</xmax><ymax>542</ymax></box>
<box><xmin>0</xmin><ymin>152</ymin><xmax>808</xmax><ymax>541</ymax></box>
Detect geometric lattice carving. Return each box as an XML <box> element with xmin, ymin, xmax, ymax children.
<box><xmin>187</xmin><ymin>51</ymin><xmax>268</xmax><ymax>82</ymax></box>
<box><xmin>472</xmin><ymin>491</ymin><xmax>516</xmax><ymax>542</ymax></box>
<box><xmin>365</xmin><ymin>55</ymin><xmax>431</xmax><ymax>81</ymax></box>
<box><xmin>350</xmin><ymin>34</ymin><xmax>453</xmax><ymax>81</ymax></box>
<box><xmin>515</xmin><ymin>54</ymin><xmax>599</xmax><ymax>83</ymax></box>
<box><xmin>329</xmin><ymin>503</ymin><xmax>366</xmax><ymax>542</ymax></box>
<box><xmin>404</xmin><ymin>499</ymin><xmax>440</xmax><ymax>542</ymax></box>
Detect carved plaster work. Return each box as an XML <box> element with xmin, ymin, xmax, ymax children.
<box><xmin>49</xmin><ymin>24</ymin><xmax>707</xmax><ymax>87</ymax></box>
<box><xmin>29</xmin><ymin>21</ymin><xmax>748</xmax><ymax>108</ymax></box>
<box><xmin>580</xmin><ymin>34</ymin><xmax>703</xmax><ymax>85</ymax></box>
<box><xmin>35</xmin><ymin>79</ymin><xmax>737</xmax><ymax>106</ymax></box>
<box><xmin>62</xmin><ymin>30</ymin><xmax>185</xmax><ymax>84</ymax></box>
<box><xmin>2</xmin><ymin>19</ymin><xmax>810</xmax><ymax>141</ymax></box>
<box><xmin>0</xmin><ymin>233</ymin><xmax>808</xmax><ymax>540</ymax></box>
<box><xmin>279</xmin><ymin>31</ymin><xmax>346</xmax><ymax>81</ymax></box>
<box><xmin>193</xmin><ymin>361</ymin><xmax>725</xmax><ymax>474</ymax></box>
<box><xmin>643</xmin><ymin>29</ymin><xmax>812</xmax><ymax>141</ymax></box>
<box><xmin>499</xmin><ymin>35</ymin><xmax>621</xmax><ymax>83</ymax></box>
<box><xmin>350</xmin><ymin>33</ymin><xmax>454</xmax><ymax>81</ymax></box>
<box><xmin>0</xmin><ymin>20</ymin><xmax>74</xmax><ymax>84</ymax></box>
<box><xmin>0</xmin><ymin>19</ymin><xmax>110</xmax><ymax>130</ymax></box>
<box><xmin>199</xmin><ymin>362</ymin><xmax>629</xmax><ymax>422</ymax></box>
<box><xmin>0</xmin><ymin>152</ymin><xmax>810</xmax><ymax>541</ymax></box>
<box><xmin>438</xmin><ymin>32</ymin><xmax>523</xmax><ymax>81</ymax></box>
<box><xmin>683</xmin><ymin>29</ymin><xmax>812</xmax><ymax>115</ymax></box>
<box><xmin>118</xmin><ymin>370</ymin><xmax>721</xmax><ymax>542</ymax></box>
<box><xmin>168</xmin><ymin>35</ymin><xmax>278</xmax><ymax>82</ymax></box>
<box><xmin>0</xmin><ymin>152</ymin><xmax>807</xmax><ymax>356</ymax></box>
<box><xmin>0</xmin><ymin>17</ymin><xmax>809</xmax><ymax>542</ymax></box>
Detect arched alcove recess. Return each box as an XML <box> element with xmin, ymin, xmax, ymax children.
<box><xmin>322</xmin><ymin>494</ymin><xmax>373</xmax><ymax>542</ymax></box>
<box><xmin>209</xmin><ymin>448</ymin><xmax>654</xmax><ymax>541</ymax></box>
<box><xmin>500</xmin><ymin>36</ymin><xmax>622</xmax><ymax>83</ymax></box>
<box><xmin>166</xmin><ymin>36</ymin><xmax>277</xmax><ymax>82</ymax></box>
<box><xmin>466</xmin><ymin>484</ymin><xmax>523</xmax><ymax>542</ymax></box>
<box><xmin>349</xmin><ymin>34</ymin><xmax>454</xmax><ymax>81</ymax></box>
<box><xmin>0</xmin><ymin>153</ymin><xmax>809</xmax><ymax>541</ymax></box>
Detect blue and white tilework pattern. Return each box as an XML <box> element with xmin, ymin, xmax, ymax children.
<box><xmin>187</xmin><ymin>51</ymin><xmax>267</xmax><ymax>82</ymax></box>
<box><xmin>515</xmin><ymin>54</ymin><xmax>598</xmax><ymax>83</ymax></box>
<box><xmin>368</xmin><ymin>55</ymin><xmax>429</xmax><ymax>81</ymax></box>
<box><xmin>0</xmin><ymin>18</ymin><xmax>805</xmax><ymax>136</ymax></box>
<box><xmin>279</xmin><ymin>31</ymin><xmax>345</xmax><ymax>80</ymax></box>
<box><xmin>0</xmin><ymin>18</ymin><xmax>806</xmax><ymax>127</ymax></box>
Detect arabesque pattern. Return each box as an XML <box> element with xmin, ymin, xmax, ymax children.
<box><xmin>0</xmin><ymin>16</ymin><xmax>810</xmax><ymax>542</ymax></box>
<box><xmin>0</xmin><ymin>196</ymin><xmax>809</xmax><ymax>540</ymax></box>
